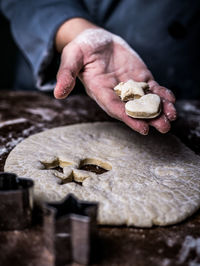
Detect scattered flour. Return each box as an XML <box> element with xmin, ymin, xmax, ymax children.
<box><xmin>167</xmin><ymin>238</ymin><xmax>176</xmax><ymax>248</ymax></box>
<box><xmin>162</xmin><ymin>258</ymin><xmax>171</xmax><ymax>266</ymax></box>
<box><xmin>0</xmin><ymin>125</ymin><xmax>37</xmax><ymax>156</ymax></box>
<box><xmin>182</xmin><ymin>103</ymin><xmax>200</xmax><ymax>115</ymax></box>
<box><xmin>74</xmin><ymin>28</ymin><xmax>143</xmax><ymax>61</ymax></box>
<box><xmin>178</xmin><ymin>235</ymin><xmax>200</xmax><ymax>264</ymax></box>
<box><xmin>26</xmin><ymin>108</ymin><xmax>57</xmax><ymax>121</ymax></box>
<box><xmin>0</xmin><ymin>137</ymin><xmax>24</xmax><ymax>156</ymax></box>
<box><xmin>112</xmin><ymin>34</ymin><xmax>142</xmax><ymax>60</ymax></box>
<box><xmin>190</xmin><ymin>125</ymin><xmax>200</xmax><ymax>138</ymax></box>
<box><xmin>22</xmin><ymin>126</ymin><xmax>36</xmax><ymax>136</ymax></box>
<box><xmin>74</xmin><ymin>28</ymin><xmax>112</xmax><ymax>50</ymax></box>
<box><xmin>189</xmin><ymin>259</ymin><xmax>200</xmax><ymax>266</ymax></box>
<box><xmin>0</xmin><ymin>147</ymin><xmax>7</xmax><ymax>156</ymax></box>
<box><xmin>0</xmin><ymin>118</ymin><xmax>27</xmax><ymax>128</ymax></box>
<box><xmin>74</xmin><ymin>29</ymin><xmax>112</xmax><ymax>49</ymax></box>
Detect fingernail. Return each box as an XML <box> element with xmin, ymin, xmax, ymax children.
<box><xmin>167</xmin><ymin>112</ymin><xmax>177</xmax><ymax>121</ymax></box>
<box><xmin>141</xmin><ymin>127</ymin><xmax>149</xmax><ymax>135</ymax></box>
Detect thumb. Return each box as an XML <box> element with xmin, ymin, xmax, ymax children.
<box><xmin>54</xmin><ymin>43</ymin><xmax>83</xmax><ymax>99</ymax></box>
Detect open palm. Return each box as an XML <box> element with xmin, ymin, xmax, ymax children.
<box><xmin>54</xmin><ymin>29</ymin><xmax>176</xmax><ymax>135</ymax></box>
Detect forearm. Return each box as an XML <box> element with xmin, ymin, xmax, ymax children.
<box><xmin>55</xmin><ymin>18</ymin><xmax>99</xmax><ymax>52</ymax></box>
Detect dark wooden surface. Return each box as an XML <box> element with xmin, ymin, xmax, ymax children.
<box><xmin>0</xmin><ymin>91</ymin><xmax>200</xmax><ymax>266</ymax></box>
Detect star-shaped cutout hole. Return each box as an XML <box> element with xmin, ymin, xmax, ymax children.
<box><xmin>41</xmin><ymin>158</ymin><xmax>112</xmax><ymax>185</ymax></box>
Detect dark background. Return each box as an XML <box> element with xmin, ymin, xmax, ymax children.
<box><xmin>0</xmin><ymin>5</ymin><xmax>199</xmax><ymax>98</ymax></box>
<box><xmin>0</xmin><ymin>10</ymin><xmax>85</xmax><ymax>94</ymax></box>
<box><xmin>0</xmin><ymin>11</ymin><xmax>17</xmax><ymax>90</ymax></box>
<box><xmin>0</xmin><ymin>11</ymin><xmax>42</xmax><ymax>92</ymax></box>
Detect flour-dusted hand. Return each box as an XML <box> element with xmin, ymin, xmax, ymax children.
<box><xmin>54</xmin><ymin>28</ymin><xmax>176</xmax><ymax>135</ymax></box>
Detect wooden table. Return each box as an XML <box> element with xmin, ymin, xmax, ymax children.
<box><xmin>0</xmin><ymin>91</ymin><xmax>200</xmax><ymax>266</ymax></box>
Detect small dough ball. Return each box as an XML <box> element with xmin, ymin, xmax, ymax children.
<box><xmin>125</xmin><ymin>94</ymin><xmax>161</xmax><ymax>119</ymax></box>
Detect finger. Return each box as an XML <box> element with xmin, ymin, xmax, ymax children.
<box><xmin>54</xmin><ymin>70</ymin><xmax>76</xmax><ymax>99</ymax></box>
<box><xmin>95</xmin><ymin>87</ymin><xmax>149</xmax><ymax>135</ymax></box>
<box><xmin>132</xmin><ymin>69</ymin><xmax>154</xmax><ymax>83</ymax></box>
<box><xmin>162</xmin><ymin>99</ymin><xmax>177</xmax><ymax>121</ymax></box>
<box><xmin>54</xmin><ymin>43</ymin><xmax>83</xmax><ymax>99</ymax></box>
<box><xmin>149</xmin><ymin>114</ymin><xmax>171</xmax><ymax>134</ymax></box>
<box><xmin>121</xmin><ymin>109</ymin><xmax>149</xmax><ymax>135</ymax></box>
<box><xmin>148</xmin><ymin>80</ymin><xmax>176</xmax><ymax>103</ymax></box>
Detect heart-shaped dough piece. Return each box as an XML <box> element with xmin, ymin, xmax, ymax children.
<box><xmin>125</xmin><ymin>94</ymin><xmax>161</xmax><ymax>119</ymax></box>
<box><xmin>114</xmin><ymin>79</ymin><xmax>148</xmax><ymax>101</ymax></box>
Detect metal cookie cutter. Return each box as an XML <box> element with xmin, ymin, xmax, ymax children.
<box><xmin>0</xmin><ymin>172</ymin><xmax>98</xmax><ymax>265</ymax></box>
<box><xmin>0</xmin><ymin>172</ymin><xmax>34</xmax><ymax>230</ymax></box>
<box><xmin>48</xmin><ymin>194</ymin><xmax>98</xmax><ymax>265</ymax></box>
<box><xmin>0</xmin><ymin>172</ymin><xmax>55</xmax><ymax>266</ymax></box>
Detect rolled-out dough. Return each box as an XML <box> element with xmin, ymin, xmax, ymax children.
<box><xmin>4</xmin><ymin>122</ymin><xmax>200</xmax><ymax>227</ymax></box>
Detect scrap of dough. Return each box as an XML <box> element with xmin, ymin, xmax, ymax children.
<box><xmin>125</xmin><ymin>94</ymin><xmax>161</xmax><ymax>119</ymax></box>
<box><xmin>4</xmin><ymin>122</ymin><xmax>200</xmax><ymax>227</ymax></box>
<box><xmin>114</xmin><ymin>79</ymin><xmax>148</xmax><ymax>101</ymax></box>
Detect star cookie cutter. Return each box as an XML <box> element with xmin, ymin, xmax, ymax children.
<box><xmin>0</xmin><ymin>172</ymin><xmax>98</xmax><ymax>264</ymax></box>
<box><xmin>0</xmin><ymin>172</ymin><xmax>34</xmax><ymax>230</ymax></box>
<box><xmin>48</xmin><ymin>194</ymin><xmax>98</xmax><ymax>265</ymax></box>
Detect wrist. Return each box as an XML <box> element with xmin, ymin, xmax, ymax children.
<box><xmin>55</xmin><ymin>18</ymin><xmax>99</xmax><ymax>52</ymax></box>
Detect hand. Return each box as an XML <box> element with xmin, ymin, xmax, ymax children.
<box><xmin>54</xmin><ymin>27</ymin><xmax>176</xmax><ymax>135</ymax></box>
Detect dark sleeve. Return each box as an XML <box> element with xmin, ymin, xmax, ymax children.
<box><xmin>1</xmin><ymin>0</ymin><xmax>92</xmax><ymax>90</ymax></box>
